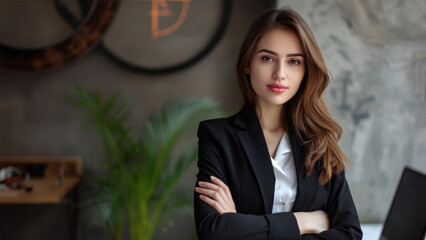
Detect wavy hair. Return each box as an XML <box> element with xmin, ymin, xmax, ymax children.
<box><xmin>236</xmin><ymin>7</ymin><xmax>350</xmax><ymax>185</ymax></box>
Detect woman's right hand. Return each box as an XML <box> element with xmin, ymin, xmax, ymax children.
<box><xmin>293</xmin><ymin>210</ymin><xmax>329</xmax><ymax>235</ymax></box>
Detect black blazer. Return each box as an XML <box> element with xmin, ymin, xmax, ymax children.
<box><xmin>194</xmin><ymin>107</ymin><xmax>362</xmax><ymax>240</ymax></box>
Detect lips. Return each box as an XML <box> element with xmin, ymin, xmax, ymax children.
<box><xmin>267</xmin><ymin>84</ymin><xmax>288</xmax><ymax>93</ymax></box>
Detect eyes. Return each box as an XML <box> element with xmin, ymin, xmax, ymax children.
<box><xmin>289</xmin><ymin>59</ymin><xmax>301</xmax><ymax>65</ymax></box>
<box><xmin>260</xmin><ymin>56</ymin><xmax>303</xmax><ymax>65</ymax></box>
<box><xmin>261</xmin><ymin>56</ymin><xmax>274</xmax><ymax>62</ymax></box>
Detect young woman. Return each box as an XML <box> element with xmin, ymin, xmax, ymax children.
<box><xmin>194</xmin><ymin>8</ymin><xmax>362</xmax><ymax>240</ymax></box>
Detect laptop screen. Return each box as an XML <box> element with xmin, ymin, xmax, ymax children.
<box><xmin>380</xmin><ymin>167</ymin><xmax>426</xmax><ymax>240</ymax></box>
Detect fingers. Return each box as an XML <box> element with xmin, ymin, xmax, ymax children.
<box><xmin>195</xmin><ymin>176</ymin><xmax>236</xmax><ymax>214</ymax></box>
<box><xmin>200</xmin><ymin>177</ymin><xmax>232</xmax><ymax>206</ymax></box>
<box><xmin>196</xmin><ymin>183</ymin><xmax>227</xmax><ymax>214</ymax></box>
<box><xmin>210</xmin><ymin>176</ymin><xmax>234</xmax><ymax>206</ymax></box>
<box><xmin>199</xmin><ymin>195</ymin><xmax>225</xmax><ymax>214</ymax></box>
<box><xmin>195</xmin><ymin>183</ymin><xmax>227</xmax><ymax>208</ymax></box>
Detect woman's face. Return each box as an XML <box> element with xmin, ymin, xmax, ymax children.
<box><xmin>247</xmin><ymin>28</ymin><xmax>305</xmax><ymax>108</ymax></box>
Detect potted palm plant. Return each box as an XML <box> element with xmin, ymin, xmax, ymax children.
<box><xmin>67</xmin><ymin>87</ymin><xmax>222</xmax><ymax>240</ymax></box>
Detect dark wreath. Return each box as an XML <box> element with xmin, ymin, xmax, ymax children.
<box><xmin>0</xmin><ymin>0</ymin><xmax>232</xmax><ymax>75</ymax></box>
<box><xmin>0</xmin><ymin>0</ymin><xmax>119</xmax><ymax>73</ymax></box>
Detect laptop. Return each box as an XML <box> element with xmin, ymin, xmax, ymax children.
<box><xmin>380</xmin><ymin>167</ymin><xmax>426</xmax><ymax>240</ymax></box>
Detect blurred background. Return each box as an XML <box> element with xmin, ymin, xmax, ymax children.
<box><xmin>0</xmin><ymin>0</ymin><xmax>425</xmax><ymax>239</ymax></box>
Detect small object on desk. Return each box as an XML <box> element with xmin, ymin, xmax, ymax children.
<box><xmin>24</xmin><ymin>186</ymin><xmax>33</xmax><ymax>192</ymax></box>
<box><xmin>26</xmin><ymin>163</ymin><xmax>47</xmax><ymax>177</ymax></box>
<box><xmin>56</xmin><ymin>161</ymin><xmax>64</xmax><ymax>187</ymax></box>
<box><xmin>56</xmin><ymin>177</ymin><xmax>63</xmax><ymax>187</ymax></box>
<box><xmin>0</xmin><ymin>183</ymin><xmax>9</xmax><ymax>191</ymax></box>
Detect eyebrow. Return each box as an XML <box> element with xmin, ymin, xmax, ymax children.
<box><xmin>257</xmin><ymin>49</ymin><xmax>304</xmax><ymax>57</ymax></box>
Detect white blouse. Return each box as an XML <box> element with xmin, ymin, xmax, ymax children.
<box><xmin>270</xmin><ymin>132</ymin><xmax>297</xmax><ymax>213</ymax></box>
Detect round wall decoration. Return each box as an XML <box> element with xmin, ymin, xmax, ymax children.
<box><xmin>0</xmin><ymin>0</ymin><xmax>231</xmax><ymax>74</ymax></box>
<box><xmin>100</xmin><ymin>0</ymin><xmax>232</xmax><ymax>74</ymax></box>
<box><xmin>0</xmin><ymin>0</ymin><xmax>120</xmax><ymax>72</ymax></box>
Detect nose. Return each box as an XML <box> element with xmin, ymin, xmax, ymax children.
<box><xmin>273</xmin><ymin>61</ymin><xmax>287</xmax><ymax>80</ymax></box>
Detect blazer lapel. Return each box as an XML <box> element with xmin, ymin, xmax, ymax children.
<box><xmin>233</xmin><ymin>107</ymin><xmax>321</xmax><ymax>212</ymax></box>
<box><xmin>234</xmin><ymin>107</ymin><xmax>275</xmax><ymax>213</ymax></box>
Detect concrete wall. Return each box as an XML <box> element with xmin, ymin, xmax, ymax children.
<box><xmin>0</xmin><ymin>1</ymin><xmax>275</xmax><ymax>239</ymax></box>
<box><xmin>278</xmin><ymin>0</ymin><xmax>426</xmax><ymax>222</ymax></box>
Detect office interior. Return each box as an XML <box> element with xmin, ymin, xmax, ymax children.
<box><xmin>0</xmin><ymin>0</ymin><xmax>425</xmax><ymax>239</ymax></box>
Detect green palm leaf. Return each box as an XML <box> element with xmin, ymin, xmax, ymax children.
<box><xmin>68</xmin><ymin>87</ymin><xmax>222</xmax><ymax>240</ymax></box>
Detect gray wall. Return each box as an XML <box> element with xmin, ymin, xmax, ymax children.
<box><xmin>278</xmin><ymin>0</ymin><xmax>426</xmax><ymax>222</ymax></box>
<box><xmin>0</xmin><ymin>1</ymin><xmax>275</xmax><ymax>239</ymax></box>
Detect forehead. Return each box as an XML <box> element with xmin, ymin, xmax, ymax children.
<box><xmin>255</xmin><ymin>28</ymin><xmax>303</xmax><ymax>54</ymax></box>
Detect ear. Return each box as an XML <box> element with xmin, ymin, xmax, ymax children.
<box><xmin>245</xmin><ymin>67</ymin><xmax>250</xmax><ymax>74</ymax></box>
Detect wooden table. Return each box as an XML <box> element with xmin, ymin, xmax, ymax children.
<box><xmin>0</xmin><ymin>176</ymin><xmax>80</xmax><ymax>204</ymax></box>
<box><xmin>0</xmin><ymin>156</ymin><xmax>82</xmax><ymax>240</ymax></box>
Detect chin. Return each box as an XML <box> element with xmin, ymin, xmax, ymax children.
<box><xmin>257</xmin><ymin>94</ymin><xmax>291</xmax><ymax>107</ymax></box>
<box><xmin>263</xmin><ymin>99</ymin><xmax>288</xmax><ymax>106</ymax></box>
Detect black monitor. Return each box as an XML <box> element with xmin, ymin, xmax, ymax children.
<box><xmin>380</xmin><ymin>167</ymin><xmax>426</xmax><ymax>240</ymax></box>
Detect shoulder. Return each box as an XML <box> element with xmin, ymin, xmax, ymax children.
<box><xmin>197</xmin><ymin>111</ymin><xmax>242</xmax><ymax>142</ymax></box>
<box><xmin>198</xmin><ymin>112</ymin><xmax>239</xmax><ymax>132</ymax></box>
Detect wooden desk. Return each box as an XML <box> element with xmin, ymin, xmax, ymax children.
<box><xmin>0</xmin><ymin>156</ymin><xmax>82</xmax><ymax>240</ymax></box>
<box><xmin>0</xmin><ymin>176</ymin><xmax>80</xmax><ymax>204</ymax></box>
<box><xmin>0</xmin><ymin>156</ymin><xmax>82</xmax><ymax>204</ymax></box>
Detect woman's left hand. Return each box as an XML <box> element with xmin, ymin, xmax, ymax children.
<box><xmin>195</xmin><ymin>176</ymin><xmax>236</xmax><ymax>215</ymax></box>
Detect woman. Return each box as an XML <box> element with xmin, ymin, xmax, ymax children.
<box><xmin>194</xmin><ymin>7</ymin><xmax>362</xmax><ymax>240</ymax></box>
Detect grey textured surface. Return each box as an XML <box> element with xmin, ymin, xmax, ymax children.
<box><xmin>279</xmin><ymin>0</ymin><xmax>426</xmax><ymax>222</ymax></box>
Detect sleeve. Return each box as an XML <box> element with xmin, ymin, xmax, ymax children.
<box><xmin>301</xmin><ymin>171</ymin><xmax>363</xmax><ymax>240</ymax></box>
<box><xmin>194</xmin><ymin>121</ymin><xmax>302</xmax><ymax>240</ymax></box>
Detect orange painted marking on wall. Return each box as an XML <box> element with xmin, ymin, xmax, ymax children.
<box><xmin>132</xmin><ymin>0</ymin><xmax>192</xmax><ymax>39</ymax></box>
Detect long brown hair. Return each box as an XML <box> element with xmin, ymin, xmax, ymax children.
<box><xmin>237</xmin><ymin>7</ymin><xmax>350</xmax><ymax>185</ymax></box>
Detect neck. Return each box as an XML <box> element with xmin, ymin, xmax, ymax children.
<box><xmin>255</xmin><ymin>101</ymin><xmax>284</xmax><ymax>132</ymax></box>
